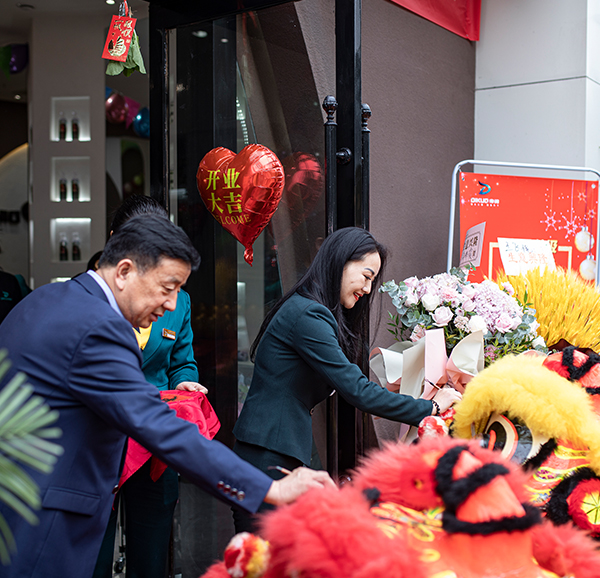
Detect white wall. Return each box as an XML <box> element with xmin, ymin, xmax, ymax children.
<box><xmin>475</xmin><ymin>0</ymin><xmax>600</xmax><ymax>176</ymax></box>
<box><xmin>29</xmin><ymin>14</ymin><xmax>106</xmax><ymax>286</ymax></box>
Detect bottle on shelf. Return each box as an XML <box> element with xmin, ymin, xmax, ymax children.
<box><xmin>71</xmin><ymin>177</ymin><xmax>80</xmax><ymax>202</ymax></box>
<box><xmin>72</xmin><ymin>232</ymin><xmax>81</xmax><ymax>261</ymax></box>
<box><xmin>58</xmin><ymin>111</ymin><xmax>67</xmax><ymax>141</ymax></box>
<box><xmin>59</xmin><ymin>233</ymin><xmax>69</xmax><ymax>261</ymax></box>
<box><xmin>71</xmin><ymin>111</ymin><xmax>79</xmax><ymax>141</ymax></box>
<box><xmin>59</xmin><ymin>177</ymin><xmax>68</xmax><ymax>201</ymax></box>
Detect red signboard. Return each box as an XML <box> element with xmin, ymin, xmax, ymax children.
<box><xmin>459</xmin><ymin>172</ymin><xmax>598</xmax><ymax>282</ymax></box>
<box><xmin>389</xmin><ymin>0</ymin><xmax>481</xmax><ymax>41</ymax></box>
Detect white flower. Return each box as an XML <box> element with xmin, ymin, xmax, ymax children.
<box><xmin>502</xmin><ymin>282</ymin><xmax>515</xmax><ymax>296</ymax></box>
<box><xmin>462</xmin><ymin>299</ymin><xmax>475</xmax><ymax>312</ymax></box>
<box><xmin>532</xmin><ymin>336</ymin><xmax>546</xmax><ymax>349</ymax></box>
<box><xmin>421</xmin><ymin>293</ymin><xmax>440</xmax><ymax>311</ymax></box>
<box><xmin>404</xmin><ymin>289</ymin><xmax>418</xmax><ymax>306</ymax></box>
<box><xmin>468</xmin><ymin>315</ymin><xmax>487</xmax><ymax>334</ymax></box>
<box><xmin>432</xmin><ymin>306</ymin><xmax>453</xmax><ymax>327</ymax></box>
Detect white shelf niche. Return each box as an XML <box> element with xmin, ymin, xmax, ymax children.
<box><xmin>51</xmin><ymin>156</ymin><xmax>91</xmax><ymax>202</ymax></box>
<box><xmin>50</xmin><ymin>217</ymin><xmax>91</xmax><ymax>263</ymax></box>
<box><xmin>50</xmin><ymin>96</ymin><xmax>91</xmax><ymax>142</ymax></box>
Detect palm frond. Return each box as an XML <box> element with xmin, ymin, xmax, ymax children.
<box><xmin>0</xmin><ymin>349</ymin><xmax>63</xmax><ymax>566</ymax></box>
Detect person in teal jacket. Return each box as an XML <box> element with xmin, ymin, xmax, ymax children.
<box><xmin>232</xmin><ymin>227</ymin><xmax>462</xmax><ymax>532</ymax></box>
<box><xmin>94</xmin><ymin>196</ymin><xmax>206</xmax><ymax>578</ymax></box>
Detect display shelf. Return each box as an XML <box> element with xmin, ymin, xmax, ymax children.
<box><xmin>50</xmin><ymin>218</ymin><xmax>91</xmax><ymax>263</ymax></box>
<box><xmin>51</xmin><ymin>157</ymin><xmax>91</xmax><ymax>202</ymax></box>
<box><xmin>50</xmin><ymin>96</ymin><xmax>91</xmax><ymax>142</ymax></box>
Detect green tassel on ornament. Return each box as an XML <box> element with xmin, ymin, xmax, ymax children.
<box><xmin>106</xmin><ymin>30</ymin><xmax>146</xmax><ymax>77</ymax></box>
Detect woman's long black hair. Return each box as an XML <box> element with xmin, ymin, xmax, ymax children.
<box><xmin>250</xmin><ymin>227</ymin><xmax>388</xmax><ymax>364</ymax></box>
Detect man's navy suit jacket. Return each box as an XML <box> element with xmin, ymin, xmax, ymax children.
<box><xmin>0</xmin><ymin>273</ymin><xmax>271</xmax><ymax>578</ymax></box>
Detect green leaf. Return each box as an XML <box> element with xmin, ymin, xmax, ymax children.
<box><xmin>0</xmin><ymin>512</ymin><xmax>16</xmax><ymax>565</ymax></box>
<box><xmin>106</xmin><ymin>60</ymin><xmax>125</xmax><ymax>76</ymax></box>
<box><xmin>106</xmin><ymin>30</ymin><xmax>146</xmax><ymax>77</ymax></box>
<box><xmin>0</xmin><ymin>463</ymin><xmax>40</xmax><ymax>509</ymax></box>
<box><xmin>129</xmin><ymin>31</ymin><xmax>146</xmax><ymax>74</ymax></box>
<box><xmin>0</xmin><ymin>486</ymin><xmax>38</xmax><ymax>526</ymax></box>
<box><xmin>0</xmin><ymin>350</ymin><xmax>62</xmax><ymax>565</ymax></box>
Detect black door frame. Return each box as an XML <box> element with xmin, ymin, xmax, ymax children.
<box><xmin>146</xmin><ymin>0</ymin><xmax>368</xmax><ymax>473</ymax></box>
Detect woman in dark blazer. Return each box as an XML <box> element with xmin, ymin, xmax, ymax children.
<box><xmin>232</xmin><ymin>227</ymin><xmax>461</xmax><ymax>532</ymax></box>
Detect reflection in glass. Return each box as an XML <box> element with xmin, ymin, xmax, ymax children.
<box><xmin>166</xmin><ymin>4</ymin><xmax>330</xmax><ymax>573</ymax></box>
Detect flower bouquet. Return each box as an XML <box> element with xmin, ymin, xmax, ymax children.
<box><xmin>370</xmin><ymin>268</ymin><xmax>547</xmax><ymax>445</ymax></box>
<box><xmin>380</xmin><ymin>266</ymin><xmax>547</xmax><ymax>366</ymax></box>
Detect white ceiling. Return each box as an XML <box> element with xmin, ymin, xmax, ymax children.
<box><xmin>0</xmin><ymin>0</ymin><xmax>149</xmax><ymax>102</ymax></box>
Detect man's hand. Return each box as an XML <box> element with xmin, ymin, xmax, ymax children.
<box><xmin>263</xmin><ymin>467</ymin><xmax>337</xmax><ymax>505</ymax></box>
<box><xmin>176</xmin><ymin>381</ymin><xmax>208</xmax><ymax>394</ymax></box>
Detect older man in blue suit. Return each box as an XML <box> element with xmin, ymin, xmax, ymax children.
<box><xmin>0</xmin><ymin>214</ymin><xmax>334</xmax><ymax>578</ymax></box>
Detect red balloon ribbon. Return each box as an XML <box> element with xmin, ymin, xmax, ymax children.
<box><xmin>196</xmin><ymin>145</ymin><xmax>285</xmax><ymax>265</ymax></box>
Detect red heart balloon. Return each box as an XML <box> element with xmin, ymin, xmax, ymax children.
<box><xmin>196</xmin><ymin>145</ymin><xmax>284</xmax><ymax>265</ymax></box>
<box><xmin>278</xmin><ymin>152</ymin><xmax>324</xmax><ymax>234</ymax></box>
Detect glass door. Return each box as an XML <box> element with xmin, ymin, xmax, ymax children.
<box><xmin>157</xmin><ymin>2</ymin><xmax>334</xmax><ymax>573</ymax></box>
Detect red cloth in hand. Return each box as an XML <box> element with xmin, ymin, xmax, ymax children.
<box><xmin>118</xmin><ymin>390</ymin><xmax>220</xmax><ymax>490</ymax></box>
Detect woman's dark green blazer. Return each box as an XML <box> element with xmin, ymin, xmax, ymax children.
<box><xmin>233</xmin><ymin>293</ymin><xmax>433</xmax><ymax>466</ymax></box>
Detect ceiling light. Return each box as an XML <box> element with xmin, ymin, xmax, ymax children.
<box><xmin>106</xmin><ymin>0</ymin><xmax>116</xmax><ymax>4</ymax></box>
<box><xmin>14</xmin><ymin>94</ymin><xmax>22</xmax><ymax>100</ymax></box>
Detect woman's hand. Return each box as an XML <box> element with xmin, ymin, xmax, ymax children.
<box><xmin>176</xmin><ymin>381</ymin><xmax>208</xmax><ymax>394</ymax></box>
<box><xmin>432</xmin><ymin>386</ymin><xmax>462</xmax><ymax>414</ymax></box>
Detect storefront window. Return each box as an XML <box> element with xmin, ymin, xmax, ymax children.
<box><xmin>164</xmin><ymin>2</ymin><xmax>333</xmax><ymax>573</ymax></box>
<box><xmin>167</xmin><ymin>5</ymin><xmax>330</xmax><ymax>425</ymax></box>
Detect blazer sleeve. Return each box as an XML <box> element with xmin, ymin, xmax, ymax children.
<box><xmin>290</xmin><ymin>303</ymin><xmax>433</xmax><ymax>426</ymax></box>
<box><xmin>68</xmin><ymin>315</ymin><xmax>271</xmax><ymax>513</ymax></box>
<box><xmin>166</xmin><ymin>291</ymin><xmax>199</xmax><ymax>387</ymax></box>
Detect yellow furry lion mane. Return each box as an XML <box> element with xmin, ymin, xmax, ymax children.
<box><xmin>452</xmin><ymin>354</ymin><xmax>600</xmax><ymax>474</ymax></box>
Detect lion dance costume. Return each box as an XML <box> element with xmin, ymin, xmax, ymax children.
<box><xmin>202</xmin><ymin>437</ymin><xmax>600</xmax><ymax>578</ymax></box>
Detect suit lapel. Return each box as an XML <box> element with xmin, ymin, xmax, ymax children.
<box><xmin>72</xmin><ymin>272</ymin><xmax>111</xmax><ymax>302</ymax></box>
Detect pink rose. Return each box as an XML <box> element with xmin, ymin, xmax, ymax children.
<box><xmin>461</xmin><ymin>285</ymin><xmax>476</xmax><ymax>300</ymax></box>
<box><xmin>462</xmin><ymin>299</ymin><xmax>475</xmax><ymax>312</ymax></box>
<box><xmin>403</xmin><ymin>276</ymin><xmax>419</xmax><ymax>289</ymax></box>
<box><xmin>502</xmin><ymin>282</ymin><xmax>515</xmax><ymax>296</ymax></box>
<box><xmin>440</xmin><ymin>288</ymin><xmax>460</xmax><ymax>307</ymax></box>
<box><xmin>410</xmin><ymin>324</ymin><xmax>427</xmax><ymax>342</ymax></box>
<box><xmin>432</xmin><ymin>306</ymin><xmax>453</xmax><ymax>327</ymax></box>
<box><xmin>496</xmin><ymin>313</ymin><xmax>514</xmax><ymax>333</ymax></box>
